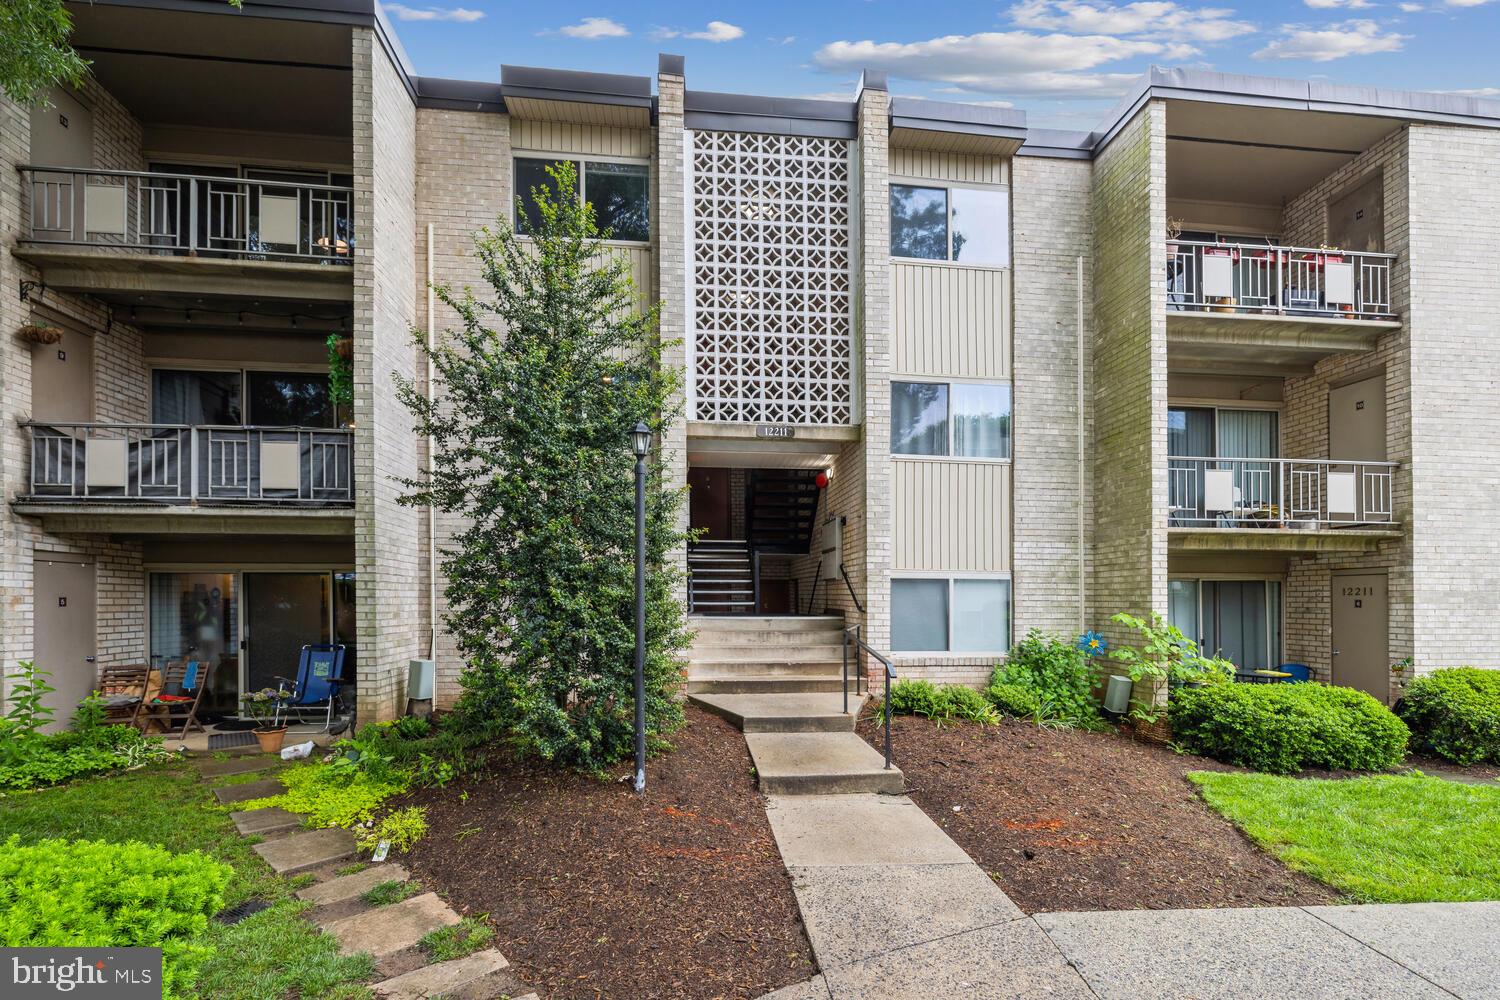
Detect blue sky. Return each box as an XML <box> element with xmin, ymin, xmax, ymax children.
<box><xmin>382</xmin><ymin>0</ymin><xmax>1500</xmax><ymax>128</ymax></box>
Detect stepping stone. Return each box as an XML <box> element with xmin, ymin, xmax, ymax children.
<box><xmin>253</xmin><ymin>827</ymin><xmax>356</xmax><ymax>875</ymax></box>
<box><xmin>298</xmin><ymin>864</ymin><xmax>410</xmax><ymax>905</ymax></box>
<box><xmin>231</xmin><ymin>807</ymin><xmax>305</xmax><ymax>836</ymax></box>
<box><xmin>371</xmin><ymin>948</ymin><xmax>509</xmax><ymax>998</ymax></box>
<box><xmin>196</xmin><ymin>756</ymin><xmax>277</xmax><ymax>779</ymax></box>
<box><xmin>748</xmin><ymin>731</ymin><xmax>903</xmax><ymax>795</ymax></box>
<box><xmin>213</xmin><ymin>778</ymin><xmax>284</xmax><ymax>804</ymax></box>
<box><xmin>321</xmin><ymin>892</ymin><xmax>460</xmax><ymax>957</ymax></box>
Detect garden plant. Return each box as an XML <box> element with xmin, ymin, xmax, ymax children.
<box><xmin>1397</xmin><ymin>666</ymin><xmax>1500</xmax><ymax>765</ymax></box>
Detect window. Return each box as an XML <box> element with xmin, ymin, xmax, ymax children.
<box><xmin>514</xmin><ymin>156</ymin><xmax>650</xmax><ymax>242</ymax></box>
<box><xmin>152</xmin><ymin>370</ymin><xmax>241</xmax><ymax>425</ymax></box>
<box><xmin>247</xmin><ymin>371</ymin><xmax>335</xmax><ymax>427</ymax></box>
<box><xmin>892</xmin><ymin>381</ymin><xmax>1011</xmax><ymax>459</ymax></box>
<box><xmin>891</xmin><ymin>183</ymin><xmax>1010</xmax><ymax>266</ymax></box>
<box><xmin>892</xmin><ymin>577</ymin><xmax>1011</xmax><ymax>653</ymax></box>
<box><xmin>1168</xmin><ymin>578</ymin><xmax>1283</xmax><ymax>672</ymax></box>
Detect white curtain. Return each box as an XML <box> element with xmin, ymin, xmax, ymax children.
<box><xmin>1218</xmin><ymin>409</ymin><xmax>1278</xmax><ymax>508</ymax></box>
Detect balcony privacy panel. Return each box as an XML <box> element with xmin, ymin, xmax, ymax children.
<box><xmin>690</xmin><ymin>130</ymin><xmax>853</xmax><ymax>424</ymax></box>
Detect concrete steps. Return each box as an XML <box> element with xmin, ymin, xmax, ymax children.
<box><xmin>690</xmin><ymin>692</ymin><xmax>859</xmax><ymax>733</ymax></box>
<box><xmin>687</xmin><ymin>674</ymin><xmax>853</xmax><ymax>695</ymax></box>
<box><xmin>747</xmin><ymin>732</ymin><xmax>903</xmax><ymax>794</ymax></box>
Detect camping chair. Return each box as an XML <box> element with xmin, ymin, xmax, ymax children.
<box><xmin>94</xmin><ymin>664</ymin><xmax>150</xmax><ymax>728</ymax></box>
<box><xmin>273</xmin><ymin>644</ymin><xmax>349</xmax><ymax>734</ymax></box>
<box><xmin>137</xmin><ymin>659</ymin><xmax>212</xmax><ymax>737</ymax></box>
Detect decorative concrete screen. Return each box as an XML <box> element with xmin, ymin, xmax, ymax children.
<box><xmin>690</xmin><ymin>129</ymin><xmax>853</xmax><ymax>424</ymax></box>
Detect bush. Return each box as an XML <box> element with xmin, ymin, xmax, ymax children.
<box><xmin>991</xmin><ymin>629</ymin><xmax>1102</xmax><ymax>727</ymax></box>
<box><xmin>1170</xmin><ymin>683</ymin><xmax>1409</xmax><ymax>774</ymax></box>
<box><xmin>940</xmin><ymin>685</ymin><xmax>1000</xmax><ymax>725</ymax></box>
<box><xmin>0</xmin><ymin>701</ymin><xmax>175</xmax><ymax>791</ymax></box>
<box><xmin>881</xmin><ymin>680</ymin><xmax>998</xmax><ymax>724</ymax></box>
<box><xmin>1399</xmin><ymin>668</ymin><xmax>1500</xmax><ymax>765</ymax></box>
<box><xmin>985</xmin><ymin>681</ymin><xmax>1042</xmax><ymax>719</ymax></box>
<box><xmin>0</xmin><ymin>836</ymin><xmax>232</xmax><ymax>999</ymax></box>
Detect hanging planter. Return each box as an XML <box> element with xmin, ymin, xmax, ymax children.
<box><xmin>327</xmin><ymin>333</ymin><xmax>353</xmax><ymax>409</ymax></box>
<box><xmin>332</xmin><ymin>335</ymin><xmax>353</xmax><ymax>362</ymax></box>
<box><xmin>17</xmin><ymin>324</ymin><xmax>63</xmax><ymax>345</ymax></box>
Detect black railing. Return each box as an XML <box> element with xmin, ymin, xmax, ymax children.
<box><xmin>843</xmin><ymin>624</ymin><xmax>897</xmax><ymax>770</ymax></box>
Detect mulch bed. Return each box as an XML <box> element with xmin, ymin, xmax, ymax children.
<box><xmin>400</xmin><ymin>706</ymin><xmax>815</xmax><ymax>1000</ymax></box>
<box><xmin>858</xmin><ymin>714</ymin><xmax>1339</xmax><ymax>913</ymax></box>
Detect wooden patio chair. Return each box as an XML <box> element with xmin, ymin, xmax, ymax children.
<box><xmin>137</xmin><ymin>659</ymin><xmax>213</xmax><ymax>737</ymax></box>
<box><xmin>95</xmin><ymin>664</ymin><xmax>150</xmax><ymax>729</ymax></box>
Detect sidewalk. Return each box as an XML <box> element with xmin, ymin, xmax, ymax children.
<box><xmin>757</xmin><ymin>791</ymin><xmax>1500</xmax><ymax>999</ymax></box>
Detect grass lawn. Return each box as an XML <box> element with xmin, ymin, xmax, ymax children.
<box><xmin>1190</xmin><ymin>771</ymin><xmax>1500</xmax><ymax>903</ymax></box>
<box><xmin>0</xmin><ymin>761</ymin><xmax>373</xmax><ymax>999</ymax></box>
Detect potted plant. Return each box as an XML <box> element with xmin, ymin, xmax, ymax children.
<box><xmin>327</xmin><ymin>332</ymin><xmax>353</xmax><ymax>411</ymax></box>
<box><xmin>242</xmin><ymin>687</ymin><xmax>288</xmax><ymax>753</ymax></box>
<box><xmin>17</xmin><ymin>323</ymin><xmax>63</xmax><ymax>345</ymax></box>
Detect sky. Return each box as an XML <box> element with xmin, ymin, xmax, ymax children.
<box><xmin>380</xmin><ymin>0</ymin><xmax>1500</xmax><ymax>129</ymax></box>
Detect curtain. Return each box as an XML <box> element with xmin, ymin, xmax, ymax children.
<box><xmin>1203</xmin><ymin>581</ymin><xmax>1269</xmax><ymax>671</ymax></box>
<box><xmin>1168</xmin><ymin>580</ymin><xmax>1201</xmax><ymax>646</ymax></box>
<box><xmin>1218</xmin><ymin>410</ymin><xmax>1278</xmax><ymax>508</ymax></box>
<box><xmin>952</xmin><ymin>384</ymin><xmax>1011</xmax><ymax>459</ymax></box>
<box><xmin>1168</xmin><ymin>408</ymin><xmax>1214</xmax><ymax>520</ymax></box>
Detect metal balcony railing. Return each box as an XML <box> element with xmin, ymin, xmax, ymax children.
<box><xmin>1168</xmin><ymin>456</ymin><xmax>1397</xmax><ymax>528</ymax></box>
<box><xmin>18</xmin><ymin>166</ymin><xmax>354</xmax><ymax>263</ymax></box>
<box><xmin>23</xmin><ymin>423</ymin><xmax>354</xmax><ymax>504</ymax></box>
<box><xmin>1168</xmin><ymin>241</ymin><xmax>1395</xmax><ymax>320</ymax></box>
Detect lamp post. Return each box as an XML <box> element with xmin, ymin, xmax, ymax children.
<box><xmin>630</xmin><ymin>421</ymin><xmax>651</xmax><ymax>795</ymax></box>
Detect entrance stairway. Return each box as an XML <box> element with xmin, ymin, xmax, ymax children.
<box><xmin>746</xmin><ymin>469</ymin><xmax>821</xmax><ymax>554</ymax></box>
<box><xmin>687</xmin><ymin>539</ymin><xmax>754</xmax><ymax>613</ymax></box>
<box><xmin>686</xmin><ymin>615</ymin><xmax>903</xmax><ymax>795</ymax></box>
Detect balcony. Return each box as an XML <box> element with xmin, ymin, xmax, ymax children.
<box><xmin>1168</xmin><ymin>456</ymin><xmax>1399</xmax><ymax>553</ymax></box>
<box><xmin>1166</xmin><ymin>241</ymin><xmax>1400</xmax><ymax>374</ymax></box>
<box><xmin>14</xmin><ymin>422</ymin><xmax>354</xmax><ymax>536</ymax></box>
<box><xmin>13</xmin><ymin>167</ymin><xmax>355</xmax><ymax>305</ymax></box>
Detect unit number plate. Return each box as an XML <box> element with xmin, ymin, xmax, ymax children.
<box><xmin>756</xmin><ymin>425</ymin><xmax>796</xmax><ymax>439</ymax></box>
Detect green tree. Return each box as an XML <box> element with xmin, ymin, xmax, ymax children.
<box><xmin>396</xmin><ymin>160</ymin><xmax>690</xmax><ymax>772</ymax></box>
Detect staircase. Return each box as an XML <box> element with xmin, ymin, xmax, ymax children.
<box><xmin>686</xmin><ymin>615</ymin><xmax>903</xmax><ymax>795</ymax></box>
<box><xmin>746</xmin><ymin>469</ymin><xmax>820</xmax><ymax>554</ymax></box>
<box><xmin>688</xmin><ymin>539</ymin><xmax>754</xmax><ymax>614</ymax></box>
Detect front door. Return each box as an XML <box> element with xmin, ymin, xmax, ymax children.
<box><xmin>243</xmin><ymin>573</ymin><xmax>331</xmax><ymax>695</ymax></box>
<box><xmin>689</xmin><ymin>467</ymin><xmax>733</xmax><ymax>539</ymax></box>
<box><xmin>30</xmin><ymin>315</ymin><xmax>93</xmax><ymax>424</ymax></box>
<box><xmin>1330</xmin><ymin>375</ymin><xmax>1386</xmax><ymax>463</ymax></box>
<box><xmin>33</xmin><ymin>557</ymin><xmax>96</xmax><ymax>732</ymax></box>
<box><xmin>1331</xmin><ymin>573</ymin><xmax>1389</xmax><ymax>701</ymax></box>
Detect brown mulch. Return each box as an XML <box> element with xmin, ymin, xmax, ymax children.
<box><xmin>400</xmin><ymin>706</ymin><xmax>815</xmax><ymax>1000</ymax></box>
<box><xmin>858</xmin><ymin>714</ymin><xmax>1339</xmax><ymax>914</ymax></box>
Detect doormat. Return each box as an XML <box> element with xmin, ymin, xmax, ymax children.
<box><xmin>208</xmin><ymin>731</ymin><xmax>258</xmax><ymax>750</ymax></box>
<box><xmin>208</xmin><ymin>719</ymin><xmax>259</xmax><ymax>732</ymax></box>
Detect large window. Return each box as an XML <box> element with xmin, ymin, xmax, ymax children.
<box><xmin>149</xmin><ymin>572</ymin><xmax>238</xmax><ymax>714</ymax></box>
<box><xmin>892</xmin><ymin>381</ymin><xmax>1011</xmax><ymax>459</ymax></box>
<box><xmin>892</xmin><ymin>577</ymin><xmax>1011</xmax><ymax>653</ymax></box>
<box><xmin>1169</xmin><ymin>578</ymin><xmax>1283</xmax><ymax>672</ymax></box>
<box><xmin>514</xmin><ymin>156</ymin><xmax>650</xmax><ymax>242</ymax></box>
<box><xmin>152</xmin><ymin>370</ymin><xmax>241</xmax><ymax>425</ymax></box>
<box><xmin>891</xmin><ymin>183</ymin><xmax>1010</xmax><ymax>266</ymax></box>
<box><xmin>247</xmin><ymin>371</ymin><xmax>335</xmax><ymax>427</ymax></box>
<box><xmin>150</xmin><ymin>369</ymin><xmax>336</xmax><ymax>428</ymax></box>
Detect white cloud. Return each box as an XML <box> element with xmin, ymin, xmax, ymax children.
<box><xmin>383</xmin><ymin>4</ymin><xmax>484</xmax><ymax>22</ymax></box>
<box><xmin>775</xmin><ymin>35</ymin><xmax>797</xmax><ymax>45</ymax></box>
<box><xmin>1398</xmin><ymin>2</ymin><xmax>1425</xmax><ymax>9</ymax></box>
<box><xmin>687</xmin><ymin>20</ymin><xmax>745</xmax><ymax>42</ymax></box>
<box><xmin>1253</xmin><ymin>20</ymin><xmax>1407</xmax><ymax>61</ymax></box>
<box><xmin>813</xmin><ymin>31</ymin><xmax>1163</xmax><ymax>98</ymax></box>
<box><xmin>1443</xmin><ymin>0</ymin><xmax>1492</xmax><ymax>7</ymax></box>
<box><xmin>555</xmin><ymin>16</ymin><xmax>629</xmax><ymax>39</ymax></box>
<box><xmin>1438</xmin><ymin>86</ymin><xmax>1500</xmax><ymax>96</ymax></box>
<box><xmin>1007</xmin><ymin>1</ymin><xmax>1255</xmax><ymax>43</ymax></box>
<box><xmin>1303</xmin><ymin>0</ymin><xmax>1373</xmax><ymax>8</ymax></box>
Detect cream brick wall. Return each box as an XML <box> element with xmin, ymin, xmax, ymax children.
<box><xmin>1013</xmin><ymin>155</ymin><xmax>1094</xmax><ymax>640</ymax></box>
<box><xmin>1091</xmin><ymin>102</ymin><xmax>1169</xmax><ymax>653</ymax></box>
<box><xmin>656</xmin><ymin>68</ymin><xmax>690</xmax><ymax>608</ymax></box>
<box><xmin>352</xmin><ymin>29</ymin><xmax>423</xmax><ymax>722</ymax></box>
<box><xmin>1279</xmin><ymin>127</ymin><xmax>1413</xmax><ymax>696</ymax></box>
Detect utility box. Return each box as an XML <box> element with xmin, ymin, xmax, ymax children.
<box><xmin>407</xmin><ymin>659</ymin><xmax>434</xmax><ymax>701</ymax></box>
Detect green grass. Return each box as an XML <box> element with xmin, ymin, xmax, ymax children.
<box><xmin>418</xmin><ymin>917</ymin><xmax>494</xmax><ymax>962</ymax></box>
<box><xmin>361</xmin><ymin>879</ymin><xmax>422</xmax><ymax>906</ymax></box>
<box><xmin>1190</xmin><ymin>770</ymin><xmax>1500</xmax><ymax>903</ymax></box>
<box><xmin>0</xmin><ymin>762</ymin><xmax>373</xmax><ymax>999</ymax></box>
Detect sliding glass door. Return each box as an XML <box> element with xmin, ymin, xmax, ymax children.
<box><xmin>1168</xmin><ymin>578</ymin><xmax>1283</xmax><ymax>672</ymax></box>
<box><xmin>243</xmin><ymin>573</ymin><xmax>331</xmax><ymax>693</ymax></box>
<box><xmin>148</xmin><ymin>573</ymin><xmax>239</xmax><ymax>714</ymax></box>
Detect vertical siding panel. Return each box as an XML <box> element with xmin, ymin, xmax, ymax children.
<box><xmin>891</xmin><ymin>263</ymin><xmax>1008</xmax><ymax>379</ymax></box>
<box><xmin>893</xmin><ymin>461</ymin><xmax>1010</xmax><ymax>572</ymax></box>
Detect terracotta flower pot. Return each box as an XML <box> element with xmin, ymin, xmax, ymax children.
<box><xmin>18</xmin><ymin>324</ymin><xmax>63</xmax><ymax>345</ymax></box>
<box><xmin>254</xmin><ymin>727</ymin><xmax>288</xmax><ymax>753</ymax></box>
<box><xmin>333</xmin><ymin>336</ymin><xmax>353</xmax><ymax>361</ymax></box>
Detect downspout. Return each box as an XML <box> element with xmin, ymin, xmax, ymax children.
<box><xmin>426</xmin><ymin>223</ymin><xmax>437</xmax><ymax>661</ymax></box>
<box><xmin>1076</xmin><ymin>255</ymin><xmax>1086</xmax><ymax>634</ymax></box>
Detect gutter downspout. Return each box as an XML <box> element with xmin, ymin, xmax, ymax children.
<box><xmin>426</xmin><ymin>223</ymin><xmax>438</xmax><ymax>661</ymax></box>
<box><xmin>1076</xmin><ymin>255</ymin><xmax>1086</xmax><ymax>634</ymax></box>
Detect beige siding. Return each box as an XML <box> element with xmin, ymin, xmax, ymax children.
<box><xmin>889</xmin><ymin>147</ymin><xmax>1008</xmax><ymax>185</ymax></box>
<box><xmin>511</xmin><ymin>120</ymin><xmax>651</xmax><ymax>158</ymax></box>
<box><xmin>618</xmin><ymin>244</ymin><xmax>655</xmax><ymax>309</ymax></box>
<box><xmin>891</xmin><ymin>262</ymin><xmax>1009</xmax><ymax>378</ymax></box>
<box><xmin>892</xmin><ymin>460</ymin><xmax>1010</xmax><ymax>572</ymax></box>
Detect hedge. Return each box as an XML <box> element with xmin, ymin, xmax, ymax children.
<box><xmin>883</xmin><ymin>679</ymin><xmax>998</xmax><ymax>724</ymax></box>
<box><xmin>985</xmin><ymin>681</ymin><xmax>1042</xmax><ymax>719</ymax></box>
<box><xmin>1170</xmin><ymin>683</ymin><xmax>1408</xmax><ymax>774</ymax></box>
<box><xmin>1398</xmin><ymin>668</ymin><xmax>1500</xmax><ymax>765</ymax></box>
<box><xmin>0</xmin><ymin>836</ymin><xmax>232</xmax><ymax>998</ymax></box>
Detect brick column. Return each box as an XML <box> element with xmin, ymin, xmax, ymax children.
<box><xmin>656</xmin><ymin>55</ymin><xmax>690</xmax><ymax>605</ymax></box>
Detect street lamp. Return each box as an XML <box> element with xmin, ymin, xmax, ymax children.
<box><xmin>631</xmin><ymin>421</ymin><xmax>651</xmax><ymax>794</ymax></box>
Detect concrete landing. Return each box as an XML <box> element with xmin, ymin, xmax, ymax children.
<box><xmin>212</xmin><ymin>778</ymin><xmax>284</xmax><ymax>804</ymax></box>
<box><xmin>371</xmin><ymin>948</ymin><xmax>509</xmax><ymax>998</ymax></box>
<box><xmin>766</xmin><ymin>795</ymin><xmax>972</xmax><ymax>867</ymax></box>
<box><xmin>689</xmin><ymin>692</ymin><xmax>857</xmax><ymax>733</ymax></box>
<box><xmin>747</xmin><ymin>733</ymin><xmax>902</xmax><ymax>794</ymax></box>
<box><xmin>252</xmin><ymin>827</ymin><xmax>356</xmax><ymax>874</ymax></box>
<box><xmin>321</xmin><ymin>892</ymin><xmax>460</xmax><ymax>957</ymax></box>
<box><xmin>231</xmin><ymin>806</ymin><xmax>305</xmax><ymax>836</ymax></box>
<box><xmin>297</xmin><ymin>864</ymin><xmax>411</xmax><ymax>906</ymax></box>
<box><xmin>689</xmin><ymin>674</ymin><xmax>850</xmax><ymax>695</ymax></box>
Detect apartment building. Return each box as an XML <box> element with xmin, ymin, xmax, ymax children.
<box><xmin>4</xmin><ymin>0</ymin><xmax>1498</xmax><ymax>728</ymax></box>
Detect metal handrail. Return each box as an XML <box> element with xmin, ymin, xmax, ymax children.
<box><xmin>1167</xmin><ymin>240</ymin><xmax>1395</xmax><ymax>320</ymax></box>
<box><xmin>844</xmin><ymin>624</ymin><xmax>898</xmax><ymax>770</ymax></box>
<box><xmin>1167</xmin><ymin>455</ymin><xmax>1398</xmax><ymax>528</ymax></box>
<box><xmin>17</xmin><ymin>164</ymin><xmax>354</xmax><ymax>262</ymax></box>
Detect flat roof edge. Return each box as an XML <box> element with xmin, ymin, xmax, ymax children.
<box><xmin>414</xmin><ymin>77</ymin><xmax>505</xmax><ymax>112</ymax></box>
<box><xmin>500</xmin><ymin>64</ymin><xmax>652</xmax><ymax>106</ymax></box>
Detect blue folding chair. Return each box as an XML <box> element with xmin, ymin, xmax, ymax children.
<box><xmin>273</xmin><ymin>644</ymin><xmax>349</xmax><ymax>733</ymax></box>
<box><xmin>1279</xmin><ymin>663</ymin><xmax>1312</xmax><ymax>683</ymax></box>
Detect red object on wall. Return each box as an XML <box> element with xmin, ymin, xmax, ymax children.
<box><xmin>815</xmin><ymin>471</ymin><xmax>829</xmax><ymax>490</ymax></box>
